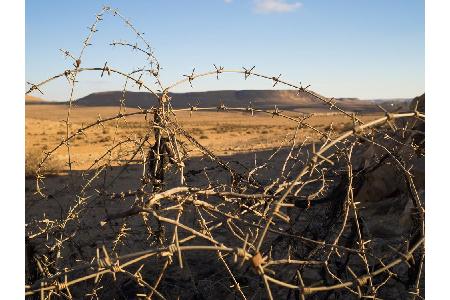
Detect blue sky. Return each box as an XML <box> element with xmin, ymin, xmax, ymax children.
<box><xmin>25</xmin><ymin>0</ymin><xmax>424</xmax><ymax>101</ymax></box>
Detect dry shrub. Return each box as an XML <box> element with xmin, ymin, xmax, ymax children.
<box><xmin>98</xmin><ymin>136</ymin><xmax>112</xmax><ymax>143</ymax></box>
<box><xmin>25</xmin><ymin>149</ymin><xmax>63</xmax><ymax>178</ymax></box>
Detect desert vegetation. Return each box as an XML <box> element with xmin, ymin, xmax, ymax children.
<box><xmin>25</xmin><ymin>6</ymin><xmax>425</xmax><ymax>299</ymax></box>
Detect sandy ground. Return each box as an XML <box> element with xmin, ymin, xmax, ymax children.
<box><xmin>27</xmin><ymin>103</ymin><xmax>421</xmax><ymax>299</ymax></box>
<box><xmin>26</xmin><ymin>104</ymin><xmax>381</xmax><ymax>171</ymax></box>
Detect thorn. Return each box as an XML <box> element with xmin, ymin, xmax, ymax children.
<box><xmin>59</xmin><ymin>49</ymin><xmax>72</xmax><ymax>59</ymax></box>
<box><xmin>243</xmin><ymin>66</ymin><xmax>255</xmax><ymax>80</ymax></box>
<box><xmin>246</xmin><ymin>101</ymin><xmax>254</xmax><ymax>116</ymax></box>
<box><xmin>326</xmin><ymin>98</ymin><xmax>336</xmax><ymax>110</ymax></box>
<box><xmin>88</xmin><ymin>25</ymin><xmax>98</xmax><ymax>32</ymax></box>
<box><xmin>189</xmin><ymin>99</ymin><xmax>200</xmax><ymax>117</ymax></box>
<box><xmin>217</xmin><ymin>102</ymin><xmax>227</xmax><ymax>111</ymax></box>
<box><xmin>377</xmin><ymin>104</ymin><xmax>388</xmax><ymax>113</ymax></box>
<box><xmin>26</xmin><ymin>82</ymin><xmax>44</xmax><ymax>95</ymax></box>
<box><xmin>272</xmin><ymin>74</ymin><xmax>282</xmax><ymax>87</ymax></box>
<box><xmin>101</xmin><ymin>62</ymin><xmax>110</xmax><ymax>77</ymax></box>
<box><xmin>272</xmin><ymin>105</ymin><xmax>281</xmax><ymax>118</ymax></box>
<box><xmin>183</xmin><ymin>68</ymin><xmax>195</xmax><ymax>87</ymax></box>
<box><xmin>298</xmin><ymin>82</ymin><xmax>311</xmax><ymax>94</ymax></box>
<box><xmin>213</xmin><ymin>64</ymin><xmax>224</xmax><ymax>80</ymax></box>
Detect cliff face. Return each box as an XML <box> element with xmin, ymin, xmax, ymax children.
<box><xmin>410</xmin><ymin>93</ymin><xmax>425</xmax><ymax>113</ymax></box>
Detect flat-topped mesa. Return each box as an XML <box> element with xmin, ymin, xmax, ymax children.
<box><xmin>71</xmin><ymin>89</ymin><xmax>394</xmax><ymax>113</ymax></box>
<box><xmin>25</xmin><ymin>95</ymin><xmax>48</xmax><ymax>104</ymax></box>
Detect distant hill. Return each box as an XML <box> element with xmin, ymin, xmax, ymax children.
<box><xmin>369</xmin><ymin>98</ymin><xmax>413</xmax><ymax>111</ymax></box>
<box><xmin>73</xmin><ymin>90</ymin><xmax>389</xmax><ymax>113</ymax></box>
<box><xmin>25</xmin><ymin>95</ymin><xmax>48</xmax><ymax>104</ymax></box>
<box><xmin>26</xmin><ymin>90</ymin><xmax>415</xmax><ymax>113</ymax></box>
<box><xmin>409</xmin><ymin>93</ymin><xmax>425</xmax><ymax>113</ymax></box>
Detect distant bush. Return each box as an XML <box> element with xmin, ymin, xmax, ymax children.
<box><xmin>339</xmin><ymin>122</ymin><xmax>354</xmax><ymax>132</ymax></box>
<box><xmin>98</xmin><ymin>136</ymin><xmax>112</xmax><ymax>143</ymax></box>
<box><xmin>25</xmin><ymin>149</ymin><xmax>63</xmax><ymax>178</ymax></box>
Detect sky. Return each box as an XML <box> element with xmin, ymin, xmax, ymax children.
<box><xmin>25</xmin><ymin>0</ymin><xmax>424</xmax><ymax>101</ymax></box>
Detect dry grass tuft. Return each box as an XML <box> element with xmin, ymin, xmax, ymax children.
<box><xmin>25</xmin><ymin>149</ymin><xmax>63</xmax><ymax>178</ymax></box>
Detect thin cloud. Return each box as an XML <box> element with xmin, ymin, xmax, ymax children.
<box><xmin>224</xmin><ymin>0</ymin><xmax>232</xmax><ymax>3</ymax></box>
<box><xmin>254</xmin><ymin>0</ymin><xmax>302</xmax><ymax>13</ymax></box>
